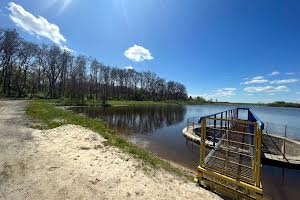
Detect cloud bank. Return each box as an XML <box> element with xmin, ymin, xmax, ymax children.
<box><xmin>270</xmin><ymin>79</ymin><xmax>298</xmax><ymax>84</ymax></box>
<box><xmin>241</xmin><ymin>76</ymin><xmax>268</xmax><ymax>84</ymax></box>
<box><xmin>244</xmin><ymin>86</ymin><xmax>289</xmax><ymax>93</ymax></box>
<box><xmin>216</xmin><ymin>88</ymin><xmax>236</xmax><ymax>97</ymax></box>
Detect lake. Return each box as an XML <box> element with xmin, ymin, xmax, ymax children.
<box><xmin>69</xmin><ymin>104</ymin><xmax>300</xmax><ymax>200</ymax></box>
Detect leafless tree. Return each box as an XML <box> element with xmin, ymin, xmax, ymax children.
<box><xmin>0</xmin><ymin>28</ymin><xmax>188</xmax><ymax>101</ymax></box>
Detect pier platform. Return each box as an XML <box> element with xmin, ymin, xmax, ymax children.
<box><xmin>183</xmin><ymin>125</ymin><xmax>300</xmax><ymax>166</ymax></box>
<box><xmin>184</xmin><ymin>107</ymin><xmax>300</xmax><ymax>199</ymax></box>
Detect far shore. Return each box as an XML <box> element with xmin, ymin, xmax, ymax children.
<box><xmin>47</xmin><ymin>98</ymin><xmax>300</xmax><ymax>108</ymax></box>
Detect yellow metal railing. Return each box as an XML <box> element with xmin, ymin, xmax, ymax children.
<box><xmin>197</xmin><ymin>115</ymin><xmax>263</xmax><ymax>199</ymax></box>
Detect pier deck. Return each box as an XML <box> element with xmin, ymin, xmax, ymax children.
<box><xmin>191</xmin><ymin>108</ymin><xmax>263</xmax><ymax>199</ymax></box>
<box><xmin>185</xmin><ymin>107</ymin><xmax>300</xmax><ymax>199</ymax></box>
<box><xmin>183</xmin><ymin>126</ymin><xmax>300</xmax><ymax>165</ymax></box>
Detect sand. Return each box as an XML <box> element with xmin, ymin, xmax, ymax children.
<box><xmin>0</xmin><ymin>100</ymin><xmax>222</xmax><ymax>200</ymax></box>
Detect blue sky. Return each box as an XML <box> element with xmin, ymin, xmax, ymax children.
<box><xmin>1</xmin><ymin>0</ymin><xmax>300</xmax><ymax>103</ymax></box>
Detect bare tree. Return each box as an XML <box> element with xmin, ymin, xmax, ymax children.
<box><xmin>0</xmin><ymin>28</ymin><xmax>188</xmax><ymax>101</ymax></box>
<box><xmin>0</xmin><ymin>29</ymin><xmax>20</xmax><ymax>96</ymax></box>
<box><xmin>15</xmin><ymin>40</ymin><xmax>38</xmax><ymax>97</ymax></box>
<box><xmin>45</xmin><ymin>45</ymin><xmax>62</xmax><ymax>98</ymax></box>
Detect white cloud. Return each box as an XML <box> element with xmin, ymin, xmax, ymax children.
<box><xmin>242</xmin><ymin>79</ymin><xmax>268</xmax><ymax>84</ymax></box>
<box><xmin>252</xmin><ymin>76</ymin><xmax>264</xmax><ymax>80</ymax></box>
<box><xmin>244</xmin><ymin>85</ymin><xmax>289</xmax><ymax>93</ymax></box>
<box><xmin>269</xmin><ymin>71</ymin><xmax>280</xmax><ymax>76</ymax></box>
<box><xmin>286</xmin><ymin>72</ymin><xmax>295</xmax><ymax>75</ymax></box>
<box><xmin>241</xmin><ymin>76</ymin><xmax>268</xmax><ymax>84</ymax></box>
<box><xmin>124</xmin><ymin>45</ymin><xmax>153</xmax><ymax>62</ymax></box>
<box><xmin>270</xmin><ymin>79</ymin><xmax>298</xmax><ymax>84</ymax></box>
<box><xmin>222</xmin><ymin>88</ymin><xmax>236</xmax><ymax>91</ymax></box>
<box><xmin>8</xmin><ymin>2</ymin><xmax>66</xmax><ymax>45</ymax></box>
<box><xmin>124</xmin><ymin>65</ymin><xmax>134</xmax><ymax>70</ymax></box>
<box><xmin>194</xmin><ymin>88</ymin><xmax>236</xmax><ymax>99</ymax></box>
<box><xmin>216</xmin><ymin>88</ymin><xmax>236</xmax><ymax>97</ymax></box>
<box><xmin>190</xmin><ymin>88</ymin><xmax>236</xmax><ymax>100</ymax></box>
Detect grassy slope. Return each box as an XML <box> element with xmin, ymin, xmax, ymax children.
<box><xmin>47</xmin><ymin>98</ymin><xmax>188</xmax><ymax>106</ymax></box>
<box><xmin>26</xmin><ymin>99</ymin><xmax>190</xmax><ymax>179</ymax></box>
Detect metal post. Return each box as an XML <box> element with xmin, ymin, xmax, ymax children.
<box><xmin>230</xmin><ymin>110</ymin><xmax>232</xmax><ymax>127</ymax></box>
<box><xmin>225</xmin><ymin>111</ymin><xmax>227</xmax><ymax>128</ymax></box>
<box><xmin>213</xmin><ymin>116</ymin><xmax>216</xmax><ymax>147</ymax></box>
<box><xmin>221</xmin><ymin>113</ymin><xmax>223</xmax><ymax>128</ymax></box>
<box><xmin>214</xmin><ymin>114</ymin><xmax>216</xmax><ymax>128</ymax></box>
<box><xmin>255</xmin><ymin>124</ymin><xmax>262</xmax><ymax>188</ymax></box>
<box><xmin>200</xmin><ymin>118</ymin><xmax>206</xmax><ymax>167</ymax></box>
<box><xmin>225</xmin><ymin>129</ymin><xmax>229</xmax><ymax>170</ymax></box>
<box><xmin>247</xmin><ymin>109</ymin><xmax>250</xmax><ymax>121</ymax></box>
<box><xmin>283</xmin><ymin>125</ymin><xmax>287</xmax><ymax>159</ymax></box>
<box><xmin>252</xmin><ymin>123</ymin><xmax>257</xmax><ymax>183</ymax></box>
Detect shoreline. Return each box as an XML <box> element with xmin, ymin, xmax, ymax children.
<box><xmin>26</xmin><ymin>100</ymin><xmax>192</xmax><ymax>178</ymax></box>
<box><xmin>50</xmin><ymin>98</ymin><xmax>300</xmax><ymax>109</ymax></box>
<box><xmin>1</xmin><ymin>97</ymin><xmax>299</xmax><ymax>108</ymax></box>
<box><xmin>0</xmin><ymin>99</ymin><xmax>222</xmax><ymax>199</ymax></box>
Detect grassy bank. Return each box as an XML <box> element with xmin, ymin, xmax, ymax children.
<box><xmin>26</xmin><ymin>99</ymin><xmax>191</xmax><ymax>179</ymax></box>
<box><xmin>108</xmin><ymin>100</ymin><xmax>187</xmax><ymax>106</ymax></box>
<box><xmin>39</xmin><ymin>97</ymin><xmax>300</xmax><ymax>109</ymax></box>
<box><xmin>48</xmin><ymin>98</ymin><xmax>188</xmax><ymax>106</ymax></box>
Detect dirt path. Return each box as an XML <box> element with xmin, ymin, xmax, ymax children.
<box><xmin>0</xmin><ymin>100</ymin><xmax>222</xmax><ymax>200</ymax></box>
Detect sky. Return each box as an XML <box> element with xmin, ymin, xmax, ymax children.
<box><xmin>0</xmin><ymin>0</ymin><xmax>300</xmax><ymax>103</ymax></box>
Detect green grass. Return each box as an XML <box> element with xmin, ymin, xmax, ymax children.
<box><xmin>46</xmin><ymin>98</ymin><xmax>188</xmax><ymax>106</ymax></box>
<box><xmin>108</xmin><ymin>100</ymin><xmax>186</xmax><ymax>106</ymax></box>
<box><xmin>26</xmin><ymin>99</ymin><xmax>192</xmax><ymax>179</ymax></box>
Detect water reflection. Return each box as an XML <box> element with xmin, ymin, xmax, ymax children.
<box><xmin>70</xmin><ymin>105</ymin><xmax>186</xmax><ymax>134</ymax></box>
<box><xmin>262</xmin><ymin>165</ymin><xmax>300</xmax><ymax>200</ymax></box>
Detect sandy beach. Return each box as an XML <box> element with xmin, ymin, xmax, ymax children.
<box><xmin>0</xmin><ymin>100</ymin><xmax>222</xmax><ymax>200</ymax></box>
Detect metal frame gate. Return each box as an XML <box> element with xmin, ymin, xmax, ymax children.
<box><xmin>196</xmin><ymin>108</ymin><xmax>263</xmax><ymax>199</ymax></box>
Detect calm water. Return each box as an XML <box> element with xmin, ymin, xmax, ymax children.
<box><xmin>70</xmin><ymin>104</ymin><xmax>300</xmax><ymax>200</ymax></box>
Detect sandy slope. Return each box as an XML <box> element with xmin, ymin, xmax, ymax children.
<box><xmin>0</xmin><ymin>100</ymin><xmax>222</xmax><ymax>200</ymax></box>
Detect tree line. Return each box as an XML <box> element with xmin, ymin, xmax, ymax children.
<box><xmin>0</xmin><ymin>29</ymin><xmax>188</xmax><ymax>102</ymax></box>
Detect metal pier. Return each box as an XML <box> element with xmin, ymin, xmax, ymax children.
<box><xmin>196</xmin><ymin>108</ymin><xmax>264</xmax><ymax>199</ymax></box>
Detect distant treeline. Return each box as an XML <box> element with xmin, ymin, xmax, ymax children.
<box><xmin>188</xmin><ymin>96</ymin><xmax>300</xmax><ymax>108</ymax></box>
<box><xmin>209</xmin><ymin>101</ymin><xmax>300</xmax><ymax>108</ymax></box>
<box><xmin>267</xmin><ymin>101</ymin><xmax>300</xmax><ymax>108</ymax></box>
<box><xmin>0</xmin><ymin>28</ymin><xmax>188</xmax><ymax>102</ymax></box>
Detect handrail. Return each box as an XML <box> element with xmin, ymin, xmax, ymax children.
<box><xmin>197</xmin><ymin>107</ymin><xmax>264</xmax><ymax>198</ymax></box>
<box><xmin>198</xmin><ymin>107</ymin><xmax>238</xmax><ymax>123</ymax></box>
<box><xmin>247</xmin><ymin>108</ymin><xmax>264</xmax><ymax>130</ymax></box>
<box><xmin>198</xmin><ymin>107</ymin><xmax>265</xmax><ymax>131</ymax></box>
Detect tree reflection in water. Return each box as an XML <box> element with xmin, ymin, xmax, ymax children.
<box><xmin>70</xmin><ymin>105</ymin><xmax>186</xmax><ymax>135</ymax></box>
